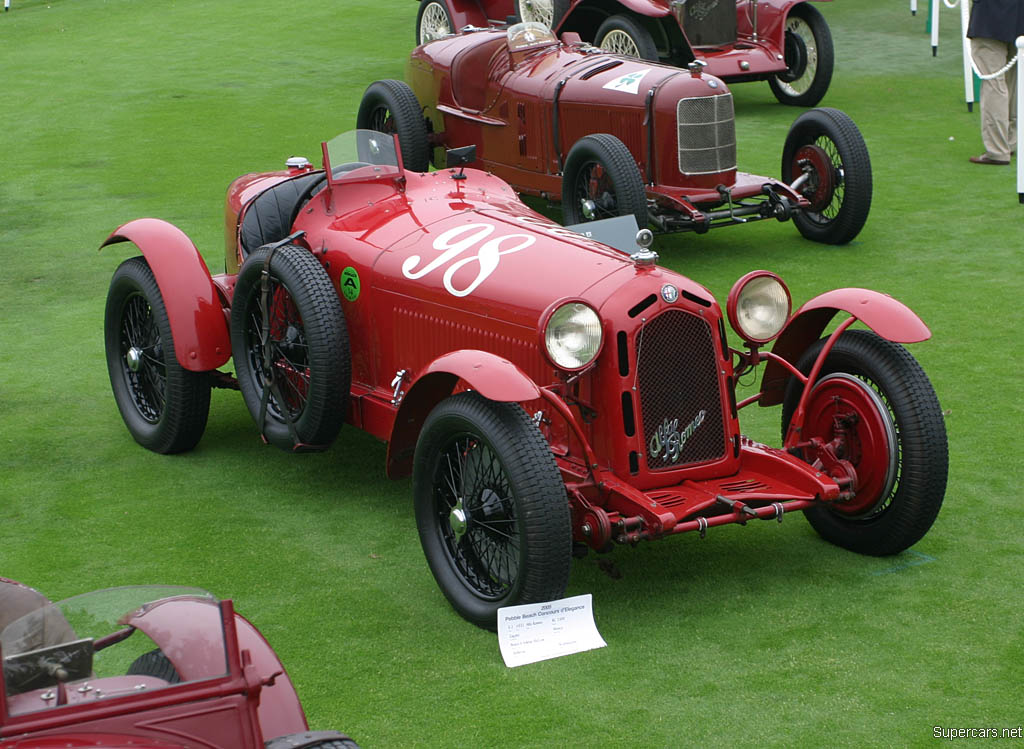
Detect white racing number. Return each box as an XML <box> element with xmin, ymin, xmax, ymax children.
<box><xmin>401</xmin><ymin>223</ymin><xmax>534</xmax><ymax>297</ymax></box>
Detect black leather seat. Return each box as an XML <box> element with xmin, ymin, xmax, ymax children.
<box><xmin>238</xmin><ymin>171</ymin><xmax>326</xmax><ymax>256</ymax></box>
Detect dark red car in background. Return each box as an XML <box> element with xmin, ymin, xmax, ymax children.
<box><xmin>416</xmin><ymin>0</ymin><xmax>834</xmax><ymax>106</ymax></box>
<box><xmin>368</xmin><ymin>22</ymin><xmax>870</xmax><ymax>244</ymax></box>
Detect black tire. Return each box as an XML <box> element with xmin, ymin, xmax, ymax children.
<box><xmin>768</xmin><ymin>3</ymin><xmax>834</xmax><ymax>107</ymax></box>
<box><xmin>105</xmin><ymin>257</ymin><xmax>210</xmax><ymax>454</ymax></box>
<box><xmin>781</xmin><ymin>330</ymin><xmax>948</xmax><ymax>556</ymax></box>
<box><xmin>230</xmin><ymin>244</ymin><xmax>350</xmax><ymax>452</ymax></box>
<box><xmin>356</xmin><ymin>79</ymin><xmax>430</xmax><ymax>174</ymax></box>
<box><xmin>127</xmin><ymin>648</ymin><xmax>181</xmax><ymax>683</ymax></box>
<box><xmin>781</xmin><ymin>107</ymin><xmax>871</xmax><ymax>245</ymax></box>
<box><xmin>561</xmin><ymin>133</ymin><xmax>648</xmax><ymax>228</ymax></box>
<box><xmin>415</xmin><ymin>0</ymin><xmax>452</xmax><ymax>44</ymax></box>
<box><xmin>413</xmin><ymin>391</ymin><xmax>572</xmax><ymax>629</ymax></box>
<box><xmin>595</xmin><ymin>14</ymin><xmax>658</xmax><ymax>61</ymax></box>
<box><xmin>514</xmin><ymin>0</ymin><xmax>569</xmax><ymax>28</ymax></box>
<box><xmin>265</xmin><ymin>733</ymin><xmax>360</xmax><ymax>749</ymax></box>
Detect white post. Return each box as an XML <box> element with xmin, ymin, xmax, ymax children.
<box><xmin>1017</xmin><ymin>36</ymin><xmax>1023</xmax><ymax>203</ymax></box>
<box><xmin>931</xmin><ymin>0</ymin><xmax>941</xmax><ymax>55</ymax></box>
<box><xmin>961</xmin><ymin>0</ymin><xmax>974</xmax><ymax>111</ymax></box>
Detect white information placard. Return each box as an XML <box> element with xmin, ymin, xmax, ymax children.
<box><xmin>497</xmin><ymin>594</ymin><xmax>606</xmax><ymax>668</ymax></box>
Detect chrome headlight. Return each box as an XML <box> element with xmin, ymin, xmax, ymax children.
<box><xmin>544</xmin><ymin>302</ymin><xmax>603</xmax><ymax>370</ymax></box>
<box><xmin>727</xmin><ymin>271</ymin><xmax>791</xmax><ymax>344</ymax></box>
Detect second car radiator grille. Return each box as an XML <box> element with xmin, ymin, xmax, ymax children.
<box><xmin>636</xmin><ymin>309</ymin><xmax>726</xmax><ymax>470</ymax></box>
<box><xmin>677</xmin><ymin>93</ymin><xmax>736</xmax><ymax>175</ymax></box>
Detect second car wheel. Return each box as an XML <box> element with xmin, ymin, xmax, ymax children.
<box><xmin>782</xmin><ymin>107</ymin><xmax>872</xmax><ymax>245</ymax></box>
<box><xmin>514</xmin><ymin>0</ymin><xmax>569</xmax><ymax>28</ymax></box>
<box><xmin>416</xmin><ymin>0</ymin><xmax>453</xmax><ymax>45</ymax></box>
<box><xmin>230</xmin><ymin>244</ymin><xmax>350</xmax><ymax>452</ymax></box>
<box><xmin>595</xmin><ymin>14</ymin><xmax>659</xmax><ymax>61</ymax></box>
<box><xmin>356</xmin><ymin>79</ymin><xmax>430</xmax><ymax>174</ymax></box>
<box><xmin>413</xmin><ymin>391</ymin><xmax>572</xmax><ymax>630</ymax></box>
<box><xmin>561</xmin><ymin>133</ymin><xmax>648</xmax><ymax>229</ymax></box>
<box><xmin>768</xmin><ymin>2</ymin><xmax>834</xmax><ymax>107</ymax></box>
<box><xmin>105</xmin><ymin>256</ymin><xmax>211</xmax><ymax>454</ymax></box>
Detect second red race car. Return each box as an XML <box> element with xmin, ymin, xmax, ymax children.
<box><xmin>366</xmin><ymin>21</ymin><xmax>871</xmax><ymax>245</ymax></box>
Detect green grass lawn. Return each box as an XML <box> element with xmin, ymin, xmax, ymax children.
<box><xmin>1</xmin><ymin>0</ymin><xmax>1021</xmax><ymax>745</ymax></box>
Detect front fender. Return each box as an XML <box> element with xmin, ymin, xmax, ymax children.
<box><xmin>101</xmin><ymin>218</ymin><xmax>230</xmax><ymax>371</ymax></box>
<box><xmin>385</xmin><ymin>350</ymin><xmax>541</xmax><ymax>477</ymax></box>
<box><xmin>759</xmin><ymin>288</ymin><xmax>931</xmax><ymax>406</ymax></box>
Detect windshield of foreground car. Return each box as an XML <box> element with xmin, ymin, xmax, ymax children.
<box><xmin>1</xmin><ymin>585</ymin><xmax>221</xmax><ymax>716</ymax></box>
<box><xmin>324</xmin><ymin>129</ymin><xmax>401</xmax><ymax>182</ymax></box>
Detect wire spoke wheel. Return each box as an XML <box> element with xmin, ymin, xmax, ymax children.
<box><xmin>105</xmin><ymin>256</ymin><xmax>210</xmax><ymax>453</ymax></box>
<box><xmin>782</xmin><ymin>330</ymin><xmax>948</xmax><ymax>555</ymax></box>
<box><xmin>414</xmin><ymin>392</ymin><xmax>571</xmax><ymax>629</ymax></box>
<box><xmin>573</xmin><ymin>162</ymin><xmax>622</xmax><ymax>220</ymax></box>
<box><xmin>776</xmin><ymin>17</ymin><xmax>818</xmax><ymax>97</ymax></box>
<box><xmin>768</xmin><ymin>4</ymin><xmax>833</xmax><ymax>106</ymax></box>
<box><xmin>120</xmin><ymin>293</ymin><xmax>166</xmax><ymax>423</ymax></box>
<box><xmin>799</xmin><ymin>138</ymin><xmax>844</xmax><ymax>224</ymax></box>
<box><xmin>435</xmin><ymin>435</ymin><xmax>521</xmax><ymax>598</ymax></box>
<box><xmin>230</xmin><ymin>244</ymin><xmax>349</xmax><ymax>451</ymax></box>
<box><xmin>516</xmin><ymin>0</ymin><xmax>555</xmax><ymax>27</ymax></box>
<box><xmin>417</xmin><ymin>0</ymin><xmax>453</xmax><ymax>44</ymax></box>
<box><xmin>782</xmin><ymin>107</ymin><xmax>871</xmax><ymax>244</ymax></box>
<box><xmin>601</xmin><ymin>29</ymin><xmax>640</xmax><ymax>56</ymax></box>
<box><xmin>595</xmin><ymin>14</ymin><xmax>658</xmax><ymax>61</ymax></box>
<box><xmin>356</xmin><ymin>79</ymin><xmax>430</xmax><ymax>173</ymax></box>
<box><xmin>243</xmin><ymin>282</ymin><xmax>311</xmax><ymax>424</ymax></box>
<box><xmin>561</xmin><ymin>133</ymin><xmax>647</xmax><ymax>228</ymax></box>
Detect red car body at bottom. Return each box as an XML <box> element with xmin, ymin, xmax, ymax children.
<box><xmin>99</xmin><ymin>131</ymin><xmax>947</xmax><ymax>629</ymax></box>
<box><xmin>0</xmin><ymin>584</ymin><xmax>356</xmax><ymax>748</ymax></box>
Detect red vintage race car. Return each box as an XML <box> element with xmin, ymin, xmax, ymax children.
<box><xmin>416</xmin><ymin>0</ymin><xmax>834</xmax><ymax>107</ymax></box>
<box><xmin>0</xmin><ymin>582</ymin><xmax>356</xmax><ymax>748</ymax></box>
<box><xmin>101</xmin><ymin>129</ymin><xmax>946</xmax><ymax>630</ymax></box>
<box><xmin>375</xmin><ymin>21</ymin><xmax>870</xmax><ymax>245</ymax></box>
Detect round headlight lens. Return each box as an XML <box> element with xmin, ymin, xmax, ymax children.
<box><xmin>545</xmin><ymin>302</ymin><xmax>602</xmax><ymax>370</ymax></box>
<box><xmin>732</xmin><ymin>274</ymin><xmax>790</xmax><ymax>343</ymax></box>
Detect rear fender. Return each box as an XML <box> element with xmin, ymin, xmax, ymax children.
<box><xmin>386</xmin><ymin>350</ymin><xmax>541</xmax><ymax>477</ymax></box>
<box><xmin>124</xmin><ymin>597</ymin><xmax>307</xmax><ymax>738</ymax></box>
<box><xmin>759</xmin><ymin>288</ymin><xmax>930</xmax><ymax>406</ymax></box>
<box><xmin>101</xmin><ymin>218</ymin><xmax>231</xmax><ymax>372</ymax></box>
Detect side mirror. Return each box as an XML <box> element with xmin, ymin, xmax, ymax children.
<box><xmin>445</xmin><ymin>145</ymin><xmax>477</xmax><ymax>169</ymax></box>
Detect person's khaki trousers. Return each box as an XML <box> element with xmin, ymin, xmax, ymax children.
<box><xmin>971</xmin><ymin>36</ymin><xmax>1018</xmax><ymax>161</ymax></box>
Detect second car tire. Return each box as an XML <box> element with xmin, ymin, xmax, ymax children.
<box><xmin>561</xmin><ymin>133</ymin><xmax>648</xmax><ymax>229</ymax></box>
<box><xmin>357</xmin><ymin>79</ymin><xmax>431</xmax><ymax>174</ymax></box>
